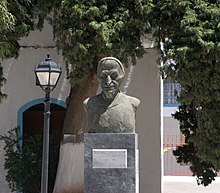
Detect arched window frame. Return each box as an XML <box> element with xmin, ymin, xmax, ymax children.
<box><xmin>17</xmin><ymin>98</ymin><xmax>67</xmax><ymax>148</ymax></box>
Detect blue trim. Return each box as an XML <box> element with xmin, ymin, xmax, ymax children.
<box><xmin>164</xmin><ymin>103</ymin><xmax>180</xmax><ymax>107</ymax></box>
<box><xmin>16</xmin><ymin>98</ymin><xmax>66</xmax><ymax>193</ymax></box>
<box><xmin>17</xmin><ymin>98</ymin><xmax>67</xmax><ymax>148</ymax></box>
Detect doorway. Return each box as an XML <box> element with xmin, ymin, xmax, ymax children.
<box><xmin>17</xmin><ymin>98</ymin><xmax>66</xmax><ymax>193</ymax></box>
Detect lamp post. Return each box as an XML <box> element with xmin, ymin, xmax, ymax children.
<box><xmin>34</xmin><ymin>54</ymin><xmax>62</xmax><ymax>193</ymax></box>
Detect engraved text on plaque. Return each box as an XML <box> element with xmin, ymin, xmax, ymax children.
<box><xmin>92</xmin><ymin>149</ymin><xmax>127</xmax><ymax>168</ymax></box>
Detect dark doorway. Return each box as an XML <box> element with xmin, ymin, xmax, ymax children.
<box><xmin>23</xmin><ymin>103</ymin><xmax>66</xmax><ymax>139</ymax></box>
<box><xmin>21</xmin><ymin>102</ymin><xmax>66</xmax><ymax>193</ymax></box>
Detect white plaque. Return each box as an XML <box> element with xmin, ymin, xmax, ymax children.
<box><xmin>92</xmin><ymin>149</ymin><xmax>127</xmax><ymax>168</ymax></box>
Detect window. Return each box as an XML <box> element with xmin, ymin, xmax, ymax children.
<box><xmin>163</xmin><ymin>79</ymin><xmax>181</xmax><ymax>107</ymax></box>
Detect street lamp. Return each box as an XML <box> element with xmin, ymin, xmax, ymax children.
<box><xmin>34</xmin><ymin>54</ymin><xmax>62</xmax><ymax>193</ymax></box>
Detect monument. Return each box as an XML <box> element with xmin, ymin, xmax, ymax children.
<box><xmin>84</xmin><ymin>57</ymin><xmax>140</xmax><ymax>193</ymax></box>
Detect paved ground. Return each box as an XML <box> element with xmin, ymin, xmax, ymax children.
<box><xmin>163</xmin><ymin>176</ymin><xmax>220</xmax><ymax>193</ymax></box>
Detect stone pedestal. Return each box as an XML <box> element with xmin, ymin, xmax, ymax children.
<box><xmin>84</xmin><ymin>133</ymin><xmax>139</xmax><ymax>193</ymax></box>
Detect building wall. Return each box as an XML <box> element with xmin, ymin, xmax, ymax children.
<box><xmin>0</xmin><ymin>22</ymin><xmax>70</xmax><ymax>193</ymax></box>
<box><xmin>0</xmin><ymin>23</ymin><xmax>161</xmax><ymax>193</ymax></box>
<box><xmin>163</xmin><ymin>117</ymin><xmax>179</xmax><ymax>136</ymax></box>
<box><xmin>124</xmin><ymin>50</ymin><xmax>161</xmax><ymax>193</ymax></box>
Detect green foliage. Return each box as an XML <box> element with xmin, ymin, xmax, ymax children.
<box><xmin>173</xmin><ymin>143</ymin><xmax>217</xmax><ymax>186</ymax></box>
<box><xmin>50</xmin><ymin>0</ymin><xmax>153</xmax><ymax>85</ymax></box>
<box><xmin>0</xmin><ymin>0</ymin><xmax>40</xmax><ymax>102</ymax></box>
<box><xmin>0</xmin><ymin>0</ymin><xmax>154</xmax><ymax>101</ymax></box>
<box><xmin>156</xmin><ymin>0</ymin><xmax>220</xmax><ymax>186</ymax></box>
<box><xmin>0</xmin><ymin>0</ymin><xmax>15</xmax><ymax>31</ymax></box>
<box><xmin>0</xmin><ymin>65</ymin><xmax>7</xmax><ymax>103</ymax></box>
<box><xmin>0</xmin><ymin>127</ymin><xmax>60</xmax><ymax>193</ymax></box>
<box><xmin>173</xmin><ymin>104</ymin><xmax>219</xmax><ymax>186</ymax></box>
<box><xmin>0</xmin><ymin>0</ymin><xmax>37</xmax><ymax>60</ymax></box>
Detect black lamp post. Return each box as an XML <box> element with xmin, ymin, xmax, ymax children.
<box><xmin>34</xmin><ymin>54</ymin><xmax>62</xmax><ymax>193</ymax></box>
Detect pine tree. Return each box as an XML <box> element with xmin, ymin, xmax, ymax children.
<box><xmin>0</xmin><ymin>0</ymin><xmax>43</xmax><ymax>102</ymax></box>
<box><xmin>155</xmin><ymin>0</ymin><xmax>220</xmax><ymax>186</ymax></box>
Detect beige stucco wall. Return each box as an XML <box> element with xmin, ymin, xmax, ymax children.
<box><xmin>0</xmin><ymin>22</ymin><xmax>70</xmax><ymax>193</ymax></box>
<box><xmin>124</xmin><ymin>49</ymin><xmax>161</xmax><ymax>193</ymax></box>
<box><xmin>0</xmin><ymin>23</ymin><xmax>161</xmax><ymax>193</ymax></box>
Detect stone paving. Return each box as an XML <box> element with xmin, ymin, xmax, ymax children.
<box><xmin>163</xmin><ymin>176</ymin><xmax>220</xmax><ymax>193</ymax></box>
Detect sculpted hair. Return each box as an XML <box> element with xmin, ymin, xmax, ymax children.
<box><xmin>97</xmin><ymin>57</ymin><xmax>125</xmax><ymax>77</ymax></box>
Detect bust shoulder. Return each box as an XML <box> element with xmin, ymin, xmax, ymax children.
<box><xmin>83</xmin><ymin>94</ymin><xmax>102</xmax><ymax>110</ymax></box>
<box><xmin>119</xmin><ymin>93</ymin><xmax>140</xmax><ymax>110</ymax></box>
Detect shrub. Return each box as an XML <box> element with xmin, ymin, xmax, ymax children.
<box><xmin>0</xmin><ymin>127</ymin><xmax>60</xmax><ymax>193</ymax></box>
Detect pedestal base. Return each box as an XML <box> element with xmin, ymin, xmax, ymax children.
<box><xmin>84</xmin><ymin>133</ymin><xmax>139</xmax><ymax>193</ymax></box>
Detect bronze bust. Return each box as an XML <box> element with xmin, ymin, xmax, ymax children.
<box><xmin>84</xmin><ymin>57</ymin><xmax>140</xmax><ymax>133</ymax></box>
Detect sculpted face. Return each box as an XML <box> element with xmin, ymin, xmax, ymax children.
<box><xmin>97</xmin><ymin>58</ymin><xmax>124</xmax><ymax>100</ymax></box>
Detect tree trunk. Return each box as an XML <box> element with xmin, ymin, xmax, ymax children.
<box><xmin>53</xmin><ymin>70</ymin><xmax>98</xmax><ymax>193</ymax></box>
